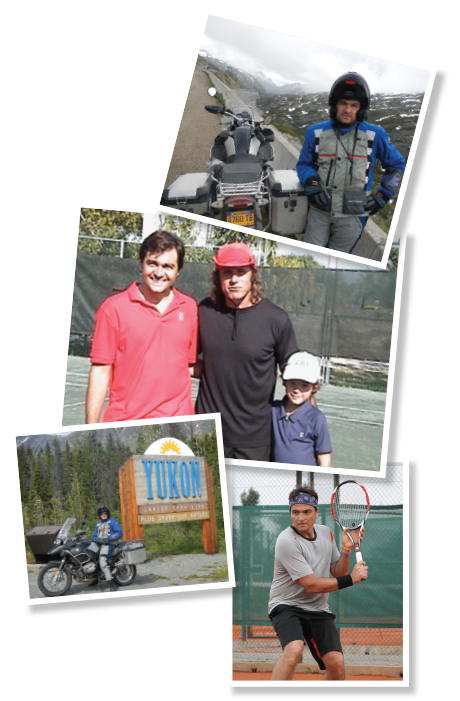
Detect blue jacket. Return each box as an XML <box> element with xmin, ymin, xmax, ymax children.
<box><xmin>92</xmin><ymin>518</ymin><xmax>123</xmax><ymax>556</ymax></box>
<box><xmin>296</xmin><ymin>119</ymin><xmax>406</xmax><ymax>209</ymax></box>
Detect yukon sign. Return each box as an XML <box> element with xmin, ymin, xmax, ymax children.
<box><xmin>132</xmin><ymin>454</ymin><xmax>209</xmax><ymax>525</ymax></box>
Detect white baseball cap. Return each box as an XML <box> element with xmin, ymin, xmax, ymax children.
<box><xmin>282</xmin><ymin>352</ymin><xmax>321</xmax><ymax>384</ymax></box>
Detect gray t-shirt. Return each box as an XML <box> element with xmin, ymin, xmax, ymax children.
<box><xmin>268</xmin><ymin>524</ymin><xmax>341</xmax><ymax>614</ymax></box>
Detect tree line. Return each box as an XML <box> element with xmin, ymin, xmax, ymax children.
<box><xmin>18</xmin><ymin>424</ymin><xmax>225</xmax><ymax>558</ymax></box>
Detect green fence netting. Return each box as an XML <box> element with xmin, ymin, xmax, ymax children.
<box><xmin>70</xmin><ymin>252</ymin><xmax>396</xmax><ymax>366</ymax></box>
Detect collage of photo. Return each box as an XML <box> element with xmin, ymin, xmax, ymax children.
<box><xmin>9</xmin><ymin>9</ymin><xmax>440</xmax><ymax>694</ymax></box>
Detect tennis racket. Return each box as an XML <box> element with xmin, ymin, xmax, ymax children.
<box><xmin>331</xmin><ymin>480</ymin><xmax>370</xmax><ymax>562</ymax></box>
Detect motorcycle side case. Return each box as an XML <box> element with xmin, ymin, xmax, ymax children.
<box><xmin>161</xmin><ymin>173</ymin><xmax>212</xmax><ymax>215</ymax></box>
<box><xmin>268</xmin><ymin>170</ymin><xmax>308</xmax><ymax>235</ymax></box>
<box><xmin>122</xmin><ymin>542</ymin><xmax>147</xmax><ymax>565</ymax></box>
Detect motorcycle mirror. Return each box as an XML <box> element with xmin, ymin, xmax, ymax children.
<box><xmin>207</xmin><ymin>87</ymin><xmax>217</xmax><ymax>97</ymax></box>
<box><xmin>264</xmin><ymin>116</ymin><xmax>272</xmax><ymax>125</ymax></box>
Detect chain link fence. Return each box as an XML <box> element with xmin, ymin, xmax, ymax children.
<box><xmin>70</xmin><ymin>247</ymin><xmax>395</xmax><ymax>394</ymax></box>
<box><xmin>232</xmin><ymin>464</ymin><xmax>403</xmax><ymax>672</ymax></box>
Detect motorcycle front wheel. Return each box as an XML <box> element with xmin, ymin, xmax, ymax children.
<box><xmin>38</xmin><ymin>564</ymin><xmax>73</xmax><ymax>597</ymax></box>
<box><xmin>113</xmin><ymin>564</ymin><xmax>137</xmax><ymax>586</ymax></box>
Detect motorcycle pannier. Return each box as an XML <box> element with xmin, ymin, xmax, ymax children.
<box><xmin>267</xmin><ymin>170</ymin><xmax>308</xmax><ymax>236</ymax></box>
<box><xmin>161</xmin><ymin>173</ymin><xmax>213</xmax><ymax>215</ymax></box>
<box><xmin>122</xmin><ymin>542</ymin><xmax>147</xmax><ymax>565</ymax></box>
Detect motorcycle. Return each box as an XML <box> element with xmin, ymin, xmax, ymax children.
<box><xmin>161</xmin><ymin>87</ymin><xmax>276</xmax><ymax>230</ymax></box>
<box><xmin>204</xmin><ymin>87</ymin><xmax>275</xmax><ymax>230</ymax></box>
<box><xmin>37</xmin><ymin>518</ymin><xmax>146</xmax><ymax>597</ymax></box>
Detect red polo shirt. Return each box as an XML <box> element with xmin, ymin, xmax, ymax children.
<box><xmin>90</xmin><ymin>282</ymin><xmax>198</xmax><ymax>421</ymax></box>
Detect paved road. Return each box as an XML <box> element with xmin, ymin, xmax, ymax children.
<box><xmin>28</xmin><ymin>552</ymin><xmax>229</xmax><ymax>599</ymax></box>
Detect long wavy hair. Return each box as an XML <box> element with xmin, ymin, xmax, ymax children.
<box><xmin>210</xmin><ymin>268</ymin><xmax>265</xmax><ymax>310</ymax></box>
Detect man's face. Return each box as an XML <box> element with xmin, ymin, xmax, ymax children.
<box><xmin>219</xmin><ymin>266</ymin><xmax>253</xmax><ymax>308</ymax></box>
<box><xmin>140</xmin><ymin>248</ymin><xmax>180</xmax><ymax>301</ymax></box>
<box><xmin>336</xmin><ymin>98</ymin><xmax>360</xmax><ymax>124</ymax></box>
<box><xmin>290</xmin><ymin>503</ymin><xmax>318</xmax><ymax>536</ymax></box>
<box><xmin>101</xmin><ymin>512</ymin><xmax>108</xmax><ymax>520</ymax></box>
<box><xmin>284</xmin><ymin>380</ymin><xmax>314</xmax><ymax>408</ymax></box>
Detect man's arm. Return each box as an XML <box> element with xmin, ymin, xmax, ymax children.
<box><xmin>85</xmin><ymin>364</ymin><xmax>112</xmax><ymax>424</ymax></box>
<box><xmin>330</xmin><ymin>526</ymin><xmax>365</xmax><ymax>577</ymax></box>
<box><xmin>317</xmin><ymin>452</ymin><xmax>332</xmax><ymax>468</ymax></box>
<box><xmin>296</xmin><ymin>126</ymin><xmax>318</xmax><ymax>185</ymax></box>
<box><xmin>298</xmin><ymin>560</ymin><xmax>368</xmax><ymax>594</ymax></box>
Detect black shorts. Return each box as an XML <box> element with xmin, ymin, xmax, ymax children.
<box><xmin>269</xmin><ymin>605</ymin><xmax>342</xmax><ymax>671</ymax></box>
<box><xmin>224</xmin><ymin>444</ymin><xmax>271</xmax><ymax>461</ymax></box>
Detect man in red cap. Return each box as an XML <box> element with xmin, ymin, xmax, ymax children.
<box><xmin>196</xmin><ymin>242</ymin><xmax>298</xmax><ymax>460</ymax></box>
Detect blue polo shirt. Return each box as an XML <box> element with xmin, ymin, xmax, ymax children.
<box><xmin>271</xmin><ymin>398</ymin><xmax>332</xmax><ymax>466</ymax></box>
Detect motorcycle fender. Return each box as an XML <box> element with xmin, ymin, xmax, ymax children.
<box><xmin>47</xmin><ymin>560</ymin><xmax>64</xmax><ymax>565</ymax></box>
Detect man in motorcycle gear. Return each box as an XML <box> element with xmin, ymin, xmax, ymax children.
<box><xmin>196</xmin><ymin>243</ymin><xmax>298</xmax><ymax>460</ymax></box>
<box><xmin>91</xmin><ymin>505</ymin><xmax>123</xmax><ymax>592</ymax></box>
<box><xmin>296</xmin><ymin>72</ymin><xmax>405</xmax><ymax>254</ymax></box>
<box><xmin>85</xmin><ymin>230</ymin><xmax>198</xmax><ymax>423</ymax></box>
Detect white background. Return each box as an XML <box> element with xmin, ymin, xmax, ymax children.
<box><xmin>1</xmin><ymin>1</ymin><xmax>455</xmax><ymax>697</ymax></box>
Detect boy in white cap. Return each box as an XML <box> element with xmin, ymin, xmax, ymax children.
<box><xmin>271</xmin><ymin>352</ymin><xmax>332</xmax><ymax>467</ymax></box>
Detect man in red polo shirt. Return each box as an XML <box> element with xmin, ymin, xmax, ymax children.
<box><xmin>85</xmin><ymin>231</ymin><xmax>198</xmax><ymax>423</ymax></box>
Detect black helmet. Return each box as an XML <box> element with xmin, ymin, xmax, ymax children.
<box><xmin>97</xmin><ymin>504</ymin><xmax>110</xmax><ymax>519</ymax></box>
<box><xmin>329</xmin><ymin>72</ymin><xmax>370</xmax><ymax>123</ymax></box>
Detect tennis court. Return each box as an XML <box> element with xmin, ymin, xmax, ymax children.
<box><xmin>63</xmin><ymin>356</ymin><xmax>384</xmax><ymax>471</ymax></box>
<box><xmin>232</xmin><ymin>465</ymin><xmax>405</xmax><ymax>680</ymax></box>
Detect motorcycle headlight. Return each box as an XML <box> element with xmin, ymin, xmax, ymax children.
<box><xmin>54</xmin><ymin>538</ymin><xmax>62</xmax><ymax>545</ymax></box>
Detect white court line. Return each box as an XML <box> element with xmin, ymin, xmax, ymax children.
<box><xmin>327</xmin><ymin>415</ymin><xmax>383</xmax><ymax>427</ymax></box>
<box><xmin>321</xmin><ymin>402</ymin><xmax>385</xmax><ymax>415</ymax></box>
<box><xmin>65</xmin><ymin>382</ymin><xmax>87</xmax><ymax>387</ymax></box>
<box><xmin>63</xmin><ymin>401</ymin><xmax>85</xmax><ymax>408</ymax></box>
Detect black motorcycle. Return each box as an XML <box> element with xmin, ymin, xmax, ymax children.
<box><xmin>204</xmin><ymin>87</ymin><xmax>275</xmax><ymax>229</ymax></box>
<box><xmin>37</xmin><ymin>518</ymin><xmax>145</xmax><ymax>597</ymax></box>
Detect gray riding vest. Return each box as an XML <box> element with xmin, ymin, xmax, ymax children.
<box><xmin>314</xmin><ymin>126</ymin><xmax>375</xmax><ymax>217</ymax></box>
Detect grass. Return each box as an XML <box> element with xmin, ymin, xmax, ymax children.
<box><xmin>272</xmin><ymin>120</ymin><xmax>302</xmax><ymax>141</ymax></box>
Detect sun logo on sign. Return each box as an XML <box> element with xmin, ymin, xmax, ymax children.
<box><xmin>159</xmin><ymin>439</ymin><xmax>182</xmax><ymax>455</ymax></box>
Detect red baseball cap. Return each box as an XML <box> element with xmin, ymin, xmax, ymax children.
<box><xmin>212</xmin><ymin>243</ymin><xmax>257</xmax><ymax>269</ymax></box>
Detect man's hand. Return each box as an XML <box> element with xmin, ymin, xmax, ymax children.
<box><xmin>351</xmin><ymin>561</ymin><xmax>368</xmax><ymax>583</ymax></box>
<box><xmin>341</xmin><ymin>526</ymin><xmax>364</xmax><ymax>549</ymax></box>
<box><xmin>304</xmin><ymin>176</ymin><xmax>331</xmax><ymax>210</ymax></box>
<box><xmin>365</xmin><ymin>190</ymin><xmax>390</xmax><ymax>216</ymax></box>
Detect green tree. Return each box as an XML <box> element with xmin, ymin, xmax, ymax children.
<box><xmin>78</xmin><ymin>208</ymin><xmax>143</xmax><ymax>257</ymax></box>
<box><xmin>241</xmin><ymin>487</ymin><xmax>260</xmax><ymax>506</ymax></box>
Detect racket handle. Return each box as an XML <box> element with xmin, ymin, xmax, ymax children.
<box><xmin>355</xmin><ymin>551</ymin><xmax>363</xmax><ymax>563</ymax></box>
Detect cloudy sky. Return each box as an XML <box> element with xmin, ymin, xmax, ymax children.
<box><xmin>201</xmin><ymin>17</ymin><xmax>430</xmax><ymax>94</ymax></box>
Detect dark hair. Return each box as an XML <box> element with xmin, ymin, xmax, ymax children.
<box><xmin>210</xmin><ymin>267</ymin><xmax>264</xmax><ymax>310</ymax></box>
<box><xmin>288</xmin><ymin>484</ymin><xmax>319</xmax><ymax>504</ymax></box>
<box><xmin>139</xmin><ymin>231</ymin><xmax>185</xmax><ymax>270</ymax></box>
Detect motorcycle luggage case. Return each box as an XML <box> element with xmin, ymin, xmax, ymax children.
<box><xmin>161</xmin><ymin>173</ymin><xmax>212</xmax><ymax>215</ymax></box>
<box><xmin>122</xmin><ymin>542</ymin><xmax>147</xmax><ymax>565</ymax></box>
<box><xmin>268</xmin><ymin>170</ymin><xmax>308</xmax><ymax>235</ymax></box>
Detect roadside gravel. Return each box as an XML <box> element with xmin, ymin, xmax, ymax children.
<box><xmin>164</xmin><ymin>67</ymin><xmax>223</xmax><ymax>187</ymax></box>
<box><xmin>28</xmin><ymin>552</ymin><xmax>229</xmax><ymax>598</ymax></box>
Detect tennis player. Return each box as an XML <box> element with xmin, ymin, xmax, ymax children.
<box><xmin>269</xmin><ymin>485</ymin><xmax>368</xmax><ymax>680</ymax></box>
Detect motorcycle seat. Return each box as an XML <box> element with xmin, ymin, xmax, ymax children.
<box><xmin>222</xmin><ymin>159</ymin><xmax>262</xmax><ymax>185</ymax></box>
<box><xmin>226</xmin><ymin>153</ymin><xmax>259</xmax><ymax>165</ymax></box>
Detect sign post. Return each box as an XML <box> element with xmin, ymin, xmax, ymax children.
<box><xmin>119</xmin><ymin>447</ymin><xmax>219</xmax><ymax>554</ymax></box>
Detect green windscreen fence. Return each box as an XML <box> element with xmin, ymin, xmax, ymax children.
<box><xmin>233</xmin><ymin>504</ymin><xmax>403</xmax><ymax>628</ymax></box>
<box><xmin>71</xmin><ymin>252</ymin><xmax>396</xmax><ymax>363</ymax></box>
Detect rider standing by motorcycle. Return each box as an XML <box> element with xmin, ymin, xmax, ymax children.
<box><xmin>296</xmin><ymin>72</ymin><xmax>406</xmax><ymax>254</ymax></box>
<box><xmin>91</xmin><ymin>505</ymin><xmax>123</xmax><ymax>592</ymax></box>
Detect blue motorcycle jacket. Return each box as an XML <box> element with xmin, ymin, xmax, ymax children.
<box><xmin>92</xmin><ymin>518</ymin><xmax>123</xmax><ymax>556</ymax></box>
<box><xmin>296</xmin><ymin>119</ymin><xmax>405</xmax><ymax>218</ymax></box>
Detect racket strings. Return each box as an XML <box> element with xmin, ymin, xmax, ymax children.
<box><xmin>333</xmin><ymin>482</ymin><xmax>368</xmax><ymax>530</ymax></box>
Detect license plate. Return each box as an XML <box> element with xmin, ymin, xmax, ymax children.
<box><xmin>227</xmin><ymin>210</ymin><xmax>255</xmax><ymax>227</ymax></box>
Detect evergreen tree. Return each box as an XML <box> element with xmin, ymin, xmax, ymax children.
<box><xmin>136</xmin><ymin>424</ymin><xmax>164</xmax><ymax>453</ymax></box>
<box><xmin>241</xmin><ymin>487</ymin><xmax>260</xmax><ymax>506</ymax></box>
<box><xmin>51</xmin><ymin>435</ymin><xmax>63</xmax><ymax>496</ymax></box>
